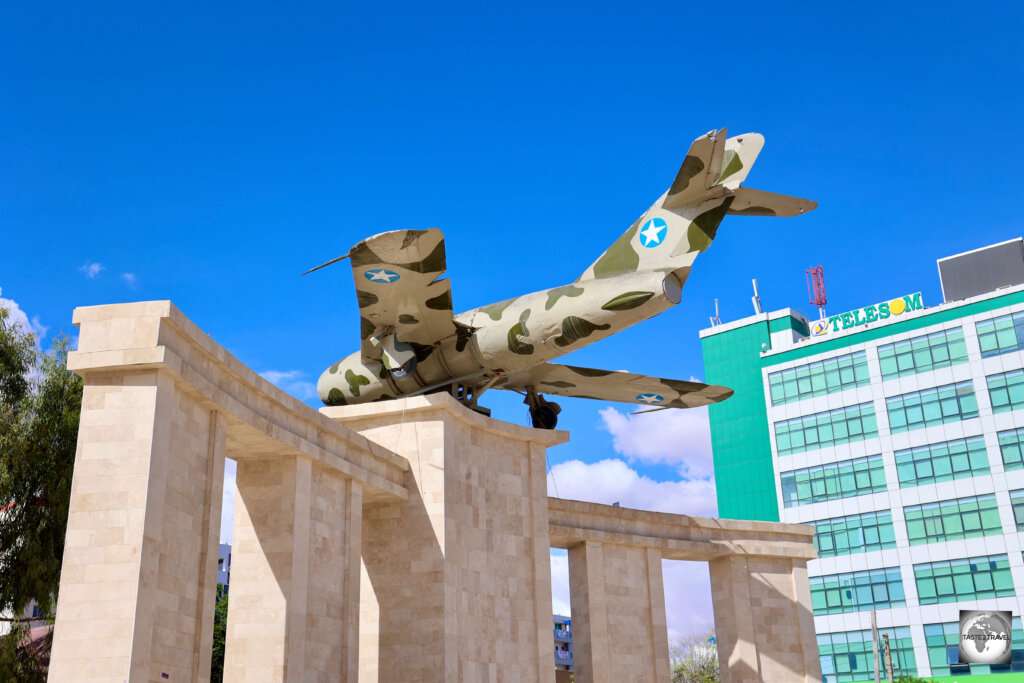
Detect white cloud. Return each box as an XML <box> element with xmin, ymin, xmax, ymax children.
<box><xmin>0</xmin><ymin>288</ymin><xmax>47</xmax><ymax>342</ymax></box>
<box><xmin>547</xmin><ymin>458</ymin><xmax>717</xmax><ymax>517</ymax></box>
<box><xmin>663</xmin><ymin>560</ymin><xmax>715</xmax><ymax>643</ymax></box>
<box><xmin>259</xmin><ymin>369</ymin><xmax>317</xmax><ymax>401</ymax></box>
<box><xmin>121</xmin><ymin>272</ymin><xmax>138</xmax><ymax>288</ymax></box>
<box><xmin>79</xmin><ymin>262</ymin><xmax>104</xmax><ymax>279</ymax></box>
<box><xmin>220</xmin><ymin>458</ymin><xmax>237</xmax><ymax>544</ymax></box>
<box><xmin>551</xmin><ymin>550</ymin><xmax>570</xmax><ymax>617</ymax></box>
<box><xmin>599</xmin><ymin>404</ymin><xmax>714</xmax><ymax>479</ymax></box>
<box><xmin>261</xmin><ymin>369</ymin><xmax>304</xmax><ymax>384</ymax></box>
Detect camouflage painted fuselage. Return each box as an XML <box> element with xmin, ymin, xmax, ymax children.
<box><xmin>316</xmin><ymin>191</ymin><xmax>717</xmax><ymax>406</ymax></box>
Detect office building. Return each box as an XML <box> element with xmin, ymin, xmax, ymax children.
<box><xmin>701</xmin><ymin>239</ymin><xmax>1024</xmax><ymax>680</ymax></box>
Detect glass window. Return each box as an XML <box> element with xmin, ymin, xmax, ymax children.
<box><xmin>814</xmin><ymin>510</ymin><xmax>897</xmax><ymax>558</ymax></box>
<box><xmin>1010</xmin><ymin>490</ymin><xmax>1024</xmax><ymax>531</ymax></box>
<box><xmin>894</xmin><ymin>435</ymin><xmax>990</xmax><ymax>487</ymax></box>
<box><xmin>768</xmin><ymin>351</ymin><xmax>871</xmax><ymax>405</ymax></box>
<box><xmin>774</xmin><ymin>403</ymin><xmax>878</xmax><ymax>456</ymax></box>
<box><xmin>988</xmin><ymin>369</ymin><xmax>1024</xmax><ymax>414</ymax></box>
<box><xmin>999</xmin><ymin>428</ymin><xmax>1024</xmax><ymax>471</ymax></box>
<box><xmin>877</xmin><ymin>328</ymin><xmax>968</xmax><ymax>379</ymax></box>
<box><xmin>886</xmin><ymin>381</ymin><xmax>978</xmax><ymax>433</ymax></box>
<box><xmin>924</xmin><ymin>617</ymin><xmax>1024</xmax><ymax>676</ymax></box>
<box><xmin>904</xmin><ymin>494</ymin><xmax>1002</xmax><ymax>545</ymax></box>
<box><xmin>914</xmin><ymin>554</ymin><xmax>1014</xmax><ymax>605</ymax></box>
<box><xmin>781</xmin><ymin>455</ymin><xmax>886</xmax><ymax>508</ymax></box>
<box><xmin>976</xmin><ymin>310</ymin><xmax>1024</xmax><ymax>358</ymax></box>
<box><xmin>810</xmin><ymin>568</ymin><xmax>906</xmax><ymax>615</ymax></box>
<box><xmin>818</xmin><ymin>627</ymin><xmax>917</xmax><ymax>683</ymax></box>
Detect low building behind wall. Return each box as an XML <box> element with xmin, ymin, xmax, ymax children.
<box><xmin>702</xmin><ymin>238</ymin><xmax>1024</xmax><ymax>681</ymax></box>
<box><xmin>554</xmin><ymin>614</ymin><xmax>574</xmax><ymax>672</ymax></box>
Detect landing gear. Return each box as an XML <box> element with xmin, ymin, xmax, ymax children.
<box><xmin>525</xmin><ymin>387</ymin><xmax>561</xmax><ymax>430</ymax></box>
<box><xmin>448</xmin><ymin>380</ymin><xmax>491</xmax><ymax>417</ymax></box>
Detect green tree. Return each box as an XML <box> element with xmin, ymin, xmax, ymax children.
<box><xmin>211</xmin><ymin>585</ymin><xmax>228</xmax><ymax>683</ymax></box>
<box><xmin>670</xmin><ymin>629</ymin><xmax>719</xmax><ymax>683</ymax></box>
<box><xmin>0</xmin><ymin>305</ymin><xmax>83</xmax><ymax>679</ymax></box>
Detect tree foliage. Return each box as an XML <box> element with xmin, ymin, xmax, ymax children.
<box><xmin>0</xmin><ymin>620</ymin><xmax>47</xmax><ymax>682</ymax></box>
<box><xmin>211</xmin><ymin>586</ymin><xmax>228</xmax><ymax>683</ymax></box>
<box><xmin>671</xmin><ymin>629</ymin><xmax>719</xmax><ymax>683</ymax></box>
<box><xmin>0</xmin><ymin>305</ymin><xmax>83</xmax><ymax>679</ymax></box>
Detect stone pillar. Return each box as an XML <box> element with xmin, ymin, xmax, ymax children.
<box><xmin>49</xmin><ymin>370</ymin><xmax>226</xmax><ymax>682</ymax></box>
<box><xmin>567</xmin><ymin>541</ymin><xmax>670</xmax><ymax>683</ymax></box>
<box><xmin>223</xmin><ymin>455</ymin><xmax>363</xmax><ymax>682</ymax></box>
<box><xmin>324</xmin><ymin>394</ymin><xmax>562</xmax><ymax>683</ymax></box>
<box><xmin>709</xmin><ymin>556</ymin><xmax>821</xmax><ymax>683</ymax></box>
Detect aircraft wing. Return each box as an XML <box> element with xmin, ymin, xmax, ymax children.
<box><xmin>493</xmin><ymin>362</ymin><xmax>733</xmax><ymax>408</ymax></box>
<box><xmin>348</xmin><ymin>228</ymin><xmax>456</xmax><ymax>363</ymax></box>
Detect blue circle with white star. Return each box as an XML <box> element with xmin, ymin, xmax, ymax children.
<box><xmin>638</xmin><ymin>217</ymin><xmax>668</xmax><ymax>248</ymax></box>
<box><xmin>636</xmin><ymin>393</ymin><xmax>664</xmax><ymax>404</ymax></box>
<box><xmin>364</xmin><ymin>269</ymin><xmax>401</xmax><ymax>283</ymax></box>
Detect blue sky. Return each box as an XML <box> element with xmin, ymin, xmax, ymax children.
<box><xmin>3</xmin><ymin>1</ymin><xmax>1023</xmax><ymax>638</ymax></box>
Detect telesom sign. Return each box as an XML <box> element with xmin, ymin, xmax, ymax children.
<box><xmin>810</xmin><ymin>293</ymin><xmax>924</xmax><ymax>336</ymax></box>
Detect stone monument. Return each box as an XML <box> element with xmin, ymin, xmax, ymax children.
<box><xmin>46</xmin><ymin>301</ymin><xmax>820</xmax><ymax>682</ymax></box>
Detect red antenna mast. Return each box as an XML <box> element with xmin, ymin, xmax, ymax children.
<box><xmin>806</xmin><ymin>265</ymin><xmax>827</xmax><ymax>319</ymax></box>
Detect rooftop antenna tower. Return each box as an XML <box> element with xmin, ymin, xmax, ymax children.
<box><xmin>709</xmin><ymin>298</ymin><xmax>722</xmax><ymax>327</ymax></box>
<box><xmin>806</xmin><ymin>265</ymin><xmax>827</xmax><ymax>319</ymax></box>
<box><xmin>751</xmin><ymin>279</ymin><xmax>763</xmax><ymax>315</ymax></box>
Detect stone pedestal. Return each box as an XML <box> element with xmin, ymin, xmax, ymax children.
<box><xmin>709</xmin><ymin>556</ymin><xmax>821</xmax><ymax>683</ymax></box>
<box><xmin>324</xmin><ymin>394</ymin><xmax>566</xmax><ymax>683</ymax></box>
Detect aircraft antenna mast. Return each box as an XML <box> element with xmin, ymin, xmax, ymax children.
<box><xmin>806</xmin><ymin>265</ymin><xmax>827</xmax><ymax>319</ymax></box>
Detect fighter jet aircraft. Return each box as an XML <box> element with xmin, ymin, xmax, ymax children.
<box><xmin>308</xmin><ymin>128</ymin><xmax>816</xmax><ymax>428</ymax></box>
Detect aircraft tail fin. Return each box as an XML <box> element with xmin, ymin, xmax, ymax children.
<box><xmin>663</xmin><ymin>129</ymin><xmax>766</xmax><ymax>209</ymax></box>
<box><xmin>578</xmin><ymin>128</ymin><xmax>815</xmax><ymax>281</ymax></box>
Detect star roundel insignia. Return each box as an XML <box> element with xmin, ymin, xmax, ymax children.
<box><xmin>638</xmin><ymin>217</ymin><xmax>668</xmax><ymax>249</ymax></box>
<box><xmin>636</xmin><ymin>393</ymin><xmax>664</xmax><ymax>404</ymax></box>
<box><xmin>364</xmin><ymin>269</ymin><xmax>401</xmax><ymax>283</ymax></box>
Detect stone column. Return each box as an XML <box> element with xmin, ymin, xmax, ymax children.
<box><xmin>567</xmin><ymin>541</ymin><xmax>670</xmax><ymax>683</ymax></box>
<box><xmin>49</xmin><ymin>301</ymin><xmax>409</xmax><ymax>683</ymax></box>
<box><xmin>223</xmin><ymin>455</ymin><xmax>363</xmax><ymax>682</ymax></box>
<box><xmin>709</xmin><ymin>556</ymin><xmax>821</xmax><ymax>683</ymax></box>
<box><xmin>48</xmin><ymin>370</ymin><xmax>226</xmax><ymax>682</ymax></box>
<box><xmin>324</xmin><ymin>394</ymin><xmax>562</xmax><ymax>683</ymax></box>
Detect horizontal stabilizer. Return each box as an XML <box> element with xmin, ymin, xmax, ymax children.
<box><xmin>726</xmin><ymin>187</ymin><xmax>817</xmax><ymax>217</ymax></box>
